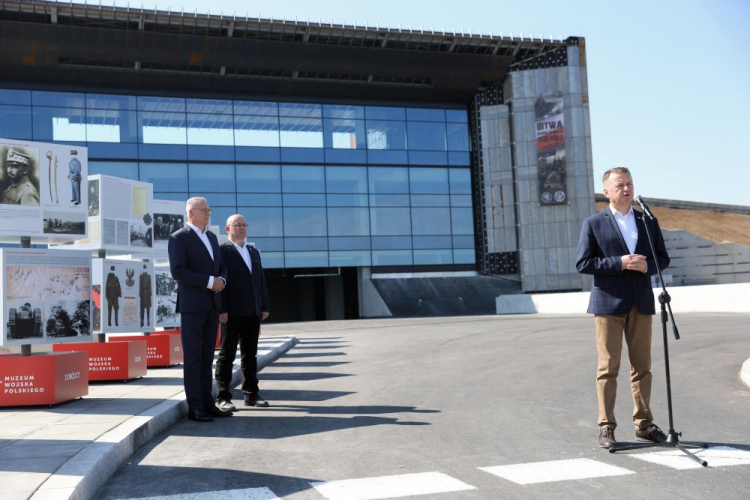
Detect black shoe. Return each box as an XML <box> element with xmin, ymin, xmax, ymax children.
<box><xmin>244</xmin><ymin>394</ymin><xmax>269</xmax><ymax>407</ymax></box>
<box><xmin>636</xmin><ymin>424</ymin><xmax>667</xmax><ymax>443</ymax></box>
<box><xmin>598</xmin><ymin>426</ymin><xmax>616</xmax><ymax>448</ymax></box>
<box><xmin>187</xmin><ymin>409</ymin><xmax>214</xmax><ymax>422</ymax></box>
<box><xmin>204</xmin><ymin>405</ymin><xmax>233</xmax><ymax>417</ymax></box>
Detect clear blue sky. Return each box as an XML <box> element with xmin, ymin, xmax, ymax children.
<box><xmin>75</xmin><ymin>0</ymin><xmax>749</xmax><ymax>205</ymax></box>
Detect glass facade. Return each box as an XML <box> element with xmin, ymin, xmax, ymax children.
<box><xmin>0</xmin><ymin>88</ymin><xmax>475</xmax><ymax>268</ymax></box>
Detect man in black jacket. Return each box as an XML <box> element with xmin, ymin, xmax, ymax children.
<box><xmin>215</xmin><ymin>213</ymin><xmax>270</xmax><ymax>411</ymax></box>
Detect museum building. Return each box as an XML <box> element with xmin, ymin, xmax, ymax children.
<box><xmin>0</xmin><ymin>0</ymin><xmax>597</xmax><ymax>321</ymax></box>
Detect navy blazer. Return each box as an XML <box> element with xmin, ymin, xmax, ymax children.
<box><xmin>220</xmin><ymin>241</ymin><xmax>269</xmax><ymax>317</ymax></box>
<box><xmin>168</xmin><ymin>225</ymin><xmax>226</xmax><ymax>313</ymax></box>
<box><xmin>576</xmin><ymin>208</ymin><xmax>670</xmax><ymax>315</ymax></box>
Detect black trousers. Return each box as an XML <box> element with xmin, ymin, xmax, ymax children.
<box><xmin>214</xmin><ymin>314</ymin><xmax>261</xmax><ymax>402</ymax></box>
<box><xmin>180</xmin><ymin>309</ymin><xmax>219</xmax><ymax>412</ymax></box>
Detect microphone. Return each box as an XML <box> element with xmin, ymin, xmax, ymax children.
<box><xmin>634</xmin><ymin>195</ymin><xmax>654</xmax><ymax>220</ymax></box>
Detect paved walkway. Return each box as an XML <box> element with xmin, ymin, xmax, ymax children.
<box><xmin>0</xmin><ymin>335</ymin><xmax>297</xmax><ymax>500</ymax></box>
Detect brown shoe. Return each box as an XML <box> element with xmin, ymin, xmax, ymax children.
<box><xmin>598</xmin><ymin>426</ymin><xmax>616</xmax><ymax>448</ymax></box>
<box><xmin>636</xmin><ymin>424</ymin><xmax>667</xmax><ymax>443</ymax></box>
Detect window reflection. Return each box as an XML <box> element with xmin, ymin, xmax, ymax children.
<box><xmin>189</xmin><ymin>163</ymin><xmax>235</xmax><ymax>192</ymax></box>
<box><xmin>234</xmin><ymin>115</ymin><xmax>280</xmax><ymax>147</ymax></box>
<box><xmin>187</xmin><ymin>113</ymin><xmax>234</xmax><ymax>146</ymax></box>
<box><xmin>368</xmin><ymin>167</ymin><xmax>408</xmax><ymax>194</ymax></box>
<box><xmin>410</xmin><ymin>168</ymin><xmax>449</xmax><ymax>194</ymax></box>
<box><xmin>366</xmin><ymin>120</ymin><xmax>406</xmax><ymax>150</ymax></box>
<box><xmin>33</xmin><ymin>107</ymin><xmax>87</xmax><ymax>141</ymax></box>
<box><xmin>326</xmin><ymin>166</ymin><xmax>367</xmax><ymax>193</ymax></box>
<box><xmin>282</xmin><ymin>165</ymin><xmax>325</xmax><ymax>193</ymax></box>
<box><xmin>327</xmin><ymin>208</ymin><xmax>370</xmax><ymax>236</ymax></box>
<box><xmin>139</xmin><ymin>111</ymin><xmax>187</xmax><ymax>144</ymax></box>
<box><xmin>283</xmin><ymin>208</ymin><xmax>327</xmax><ymax>236</ymax></box>
<box><xmin>406</xmin><ymin>121</ymin><xmax>446</xmax><ymax>151</ymax></box>
<box><xmin>279</xmin><ymin>117</ymin><xmax>323</xmax><ymax>148</ymax></box>
<box><xmin>324</xmin><ymin>119</ymin><xmax>366</xmax><ymax>149</ymax></box>
<box><xmin>370</xmin><ymin>207</ymin><xmax>411</xmax><ymax>235</ymax></box>
<box><xmin>186</xmin><ymin>98</ymin><xmax>232</xmax><ymax>114</ymax></box>
<box><xmin>233</xmin><ymin>101</ymin><xmax>278</xmax><ymax>116</ymax></box>
<box><xmin>137</xmin><ymin>96</ymin><xmax>185</xmax><ymax>113</ymax></box>
<box><xmin>0</xmin><ymin>105</ymin><xmax>32</xmax><ymax>139</ymax></box>
<box><xmin>236</xmin><ymin>165</ymin><xmax>281</xmax><ymax>193</ymax></box>
<box><xmin>86</xmin><ymin>108</ymin><xmax>138</xmax><ymax>143</ymax></box>
<box><xmin>86</xmin><ymin>94</ymin><xmax>137</xmax><ymax>110</ymax></box>
<box><xmin>279</xmin><ymin>103</ymin><xmax>322</xmax><ymax>118</ymax></box>
<box><xmin>447</xmin><ymin>123</ymin><xmax>470</xmax><ymax>151</ymax></box>
<box><xmin>139</xmin><ymin>163</ymin><xmax>188</xmax><ymax>192</ymax></box>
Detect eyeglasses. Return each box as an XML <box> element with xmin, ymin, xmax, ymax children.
<box><xmin>230</xmin><ymin>223</ymin><xmax>248</xmax><ymax>228</ymax></box>
<box><xmin>193</xmin><ymin>208</ymin><xmax>212</xmax><ymax>214</ymax></box>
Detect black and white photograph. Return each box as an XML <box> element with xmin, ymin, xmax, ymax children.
<box><xmin>155</xmin><ymin>270</ymin><xmax>178</xmax><ymax>297</ymax></box>
<box><xmin>129</xmin><ymin>223</ymin><xmax>153</xmax><ymax>248</ymax></box>
<box><xmin>43</xmin><ymin>300</ymin><xmax>90</xmax><ymax>338</ymax></box>
<box><xmin>0</xmin><ymin>145</ymin><xmax>40</xmax><ymax>206</ymax></box>
<box><xmin>155</xmin><ymin>296</ymin><xmax>178</xmax><ymax>326</ymax></box>
<box><xmin>88</xmin><ymin>179</ymin><xmax>99</xmax><ymax>217</ymax></box>
<box><xmin>43</xmin><ymin>211</ymin><xmax>86</xmax><ymax>235</ymax></box>
<box><xmin>154</xmin><ymin>213</ymin><xmax>184</xmax><ymax>241</ymax></box>
<box><xmin>5</xmin><ymin>301</ymin><xmax>44</xmax><ymax>341</ymax></box>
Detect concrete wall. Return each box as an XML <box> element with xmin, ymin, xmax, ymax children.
<box><xmin>478</xmin><ymin>104</ymin><xmax>517</xmax><ymax>256</ymax></box>
<box><xmin>497</xmin><ymin>282</ymin><xmax>750</xmax><ymax>314</ymax></box>
<box><xmin>493</xmin><ymin>44</ymin><xmax>595</xmax><ymax>293</ymax></box>
<box><xmin>662</xmin><ymin>229</ymin><xmax>750</xmax><ymax>286</ymax></box>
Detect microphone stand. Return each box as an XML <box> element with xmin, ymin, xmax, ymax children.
<box><xmin>609</xmin><ymin>198</ymin><xmax>708</xmax><ymax>466</ymax></box>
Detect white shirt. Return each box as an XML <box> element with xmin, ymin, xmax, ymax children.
<box><xmin>231</xmin><ymin>239</ymin><xmax>253</xmax><ymax>274</ymax></box>
<box><xmin>609</xmin><ymin>205</ymin><xmax>638</xmax><ymax>254</ymax></box>
<box><xmin>186</xmin><ymin>223</ymin><xmax>217</xmax><ymax>289</ymax></box>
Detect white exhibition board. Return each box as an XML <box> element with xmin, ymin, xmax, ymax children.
<box><xmin>92</xmin><ymin>258</ymin><xmax>154</xmax><ymax>334</ymax></box>
<box><xmin>75</xmin><ymin>174</ymin><xmax>154</xmax><ymax>254</ymax></box>
<box><xmin>1</xmin><ymin>248</ymin><xmax>92</xmax><ymax>346</ymax></box>
<box><xmin>0</xmin><ymin>138</ymin><xmax>88</xmax><ymax>244</ymax></box>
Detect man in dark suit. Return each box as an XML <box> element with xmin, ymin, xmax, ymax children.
<box><xmin>215</xmin><ymin>214</ymin><xmax>270</xmax><ymax>411</ymax></box>
<box><xmin>576</xmin><ymin>167</ymin><xmax>671</xmax><ymax>449</ymax></box>
<box><xmin>168</xmin><ymin>197</ymin><xmax>231</xmax><ymax>422</ymax></box>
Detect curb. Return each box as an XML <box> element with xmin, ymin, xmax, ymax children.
<box><xmin>742</xmin><ymin>358</ymin><xmax>750</xmax><ymax>390</ymax></box>
<box><xmin>31</xmin><ymin>336</ymin><xmax>298</xmax><ymax>500</ymax></box>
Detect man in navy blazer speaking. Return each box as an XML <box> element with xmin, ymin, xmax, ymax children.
<box><xmin>215</xmin><ymin>214</ymin><xmax>270</xmax><ymax>411</ymax></box>
<box><xmin>168</xmin><ymin>197</ymin><xmax>231</xmax><ymax>422</ymax></box>
<box><xmin>576</xmin><ymin>167</ymin><xmax>670</xmax><ymax>449</ymax></box>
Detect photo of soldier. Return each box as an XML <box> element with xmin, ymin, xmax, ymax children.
<box><xmin>105</xmin><ymin>265</ymin><xmax>122</xmax><ymax>327</ymax></box>
<box><xmin>68</xmin><ymin>151</ymin><xmax>82</xmax><ymax>205</ymax></box>
<box><xmin>1</xmin><ymin>147</ymin><xmax>40</xmax><ymax>206</ymax></box>
<box><xmin>88</xmin><ymin>179</ymin><xmax>99</xmax><ymax>217</ymax></box>
<box><xmin>139</xmin><ymin>264</ymin><xmax>152</xmax><ymax>328</ymax></box>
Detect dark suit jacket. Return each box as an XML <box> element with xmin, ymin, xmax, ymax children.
<box><xmin>576</xmin><ymin>208</ymin><xmax>670</xmax><ymax>315</ymax></box>
<box><xmin>220</xmin><ymin>241</ymin><xmax>269</xmax><ymax>317</ymax></box>
<box><xmin>168</xmin><ymin>226</ymin><xmax>226</xmax><ymax>313</ymax></box>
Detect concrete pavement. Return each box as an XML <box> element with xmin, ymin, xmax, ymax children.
<box><xmin>0</xmin><ymin>335</ymin><xmax>297</xmax><ymax>500</ymax></box>
<box><xmin>1</xmin><ymin>313</ymin><xmax>749</xmax><ymax>500</ymax></box>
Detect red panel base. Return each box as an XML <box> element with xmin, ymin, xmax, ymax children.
<box><xmin>111</xmin><ymin>334</ymin><xmax>183</xmax><ymax>367</ymax></box>
<box><xmin>151</xmin><ymin>326</ymin><xmax>221</xmax><ymax>349</ymax></box>
<box><xmin>53</xmin><ymin>341</ymin><xmax>148</xmax><ymax>381</ymax></box>
<box><xmin>0</xmin><ymin>351</ymin><xmax>88</xmax><ymax>407</ymax></box>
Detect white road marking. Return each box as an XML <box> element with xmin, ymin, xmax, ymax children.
<box><xmin>479</xmin><ymin>458</ymin><xmax>635</xmax><ymax>485</ymax></box>
<box><xmin>311</xmin><ymin>471</ymin><xmax>476</xmax><ymax>500</ymax></box>
<box><xmin>627</xmin><ymin>446</ymin><xmax>750</xmax><ymax>469</ymax></box>
<box><xmin>117</xmin><ymin>487</ymin><xmax>278</xmax><ymax>500</ymax></box>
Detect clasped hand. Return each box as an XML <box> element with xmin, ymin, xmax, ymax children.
<box><xmin>211</xmin><ymin>278</ymin><xmax>225</xmax><ymax>293</ymax></box>
<box><xmin>621</xmin><ymin>254</ymin><xmax>647</xmax><ymax>273</ymax></box>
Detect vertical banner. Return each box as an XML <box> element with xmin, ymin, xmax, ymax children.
<box><xmin>535</xmin><ymin>92</ymin><xmax>567</xmax><ymax>205</ymax></box>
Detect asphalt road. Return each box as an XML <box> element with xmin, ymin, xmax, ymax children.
<box><xmin>98</xmin><ymin>313</ymin><xmax>750</xmax><ymax>500</ymax></box>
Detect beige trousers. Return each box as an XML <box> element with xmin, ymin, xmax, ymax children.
<box><xmin>595</xmin><ymin>305</ymin><xmax>654</xmax><ymax>430</ymax></box>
